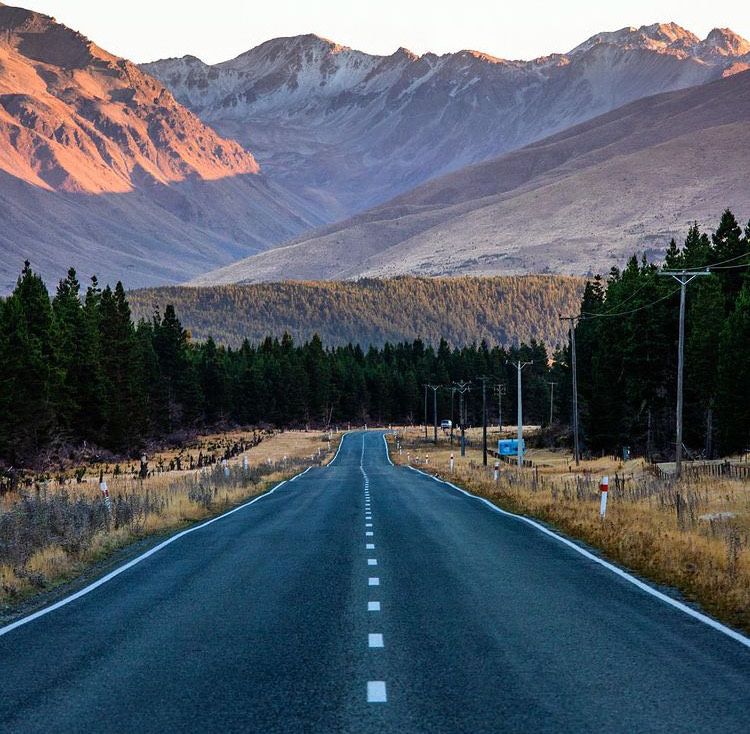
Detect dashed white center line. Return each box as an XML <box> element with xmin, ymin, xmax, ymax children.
<box><xmin>366</xmin><ymin>523</ymin><xmax>373</xmax><ymax>527</ymax></box>
<box><xmin>368</xmin><ymin>577</ymin><xmax>380</xmax><ymax>586</ymax></box>
<box><xmin>368</xmin><ymin>601</ymin><xmax>381</xmax><ymax>611</ymax></box>
<box><xmin>366</xmin><ymin>543</ymin><xmax>375</xmax><ymax>549</ymax></box>
<box><xmin>368</xmin><ymin>633</ymin><xmax>384</xmax><ymax>648</ymax></box>
<box><xmin>366</xmin><ymin>531</ymin><xmax>373</xmax><ymax>536</ymax></box>
<box><xmin>367</xmin><ymin>558</ymin><xmax>377</xmax><ymax>565</ymax></box>
<box><xmin>367</xmin><ymin>681</ymin><xmax>387</xmax><ymax>703</ymax></box>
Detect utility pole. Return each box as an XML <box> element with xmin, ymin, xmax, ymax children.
<box><xmin>496</xmin><ymin>383</ymin><xmax>506</xmax><ymax>430</ymax></box>
<box><xmin>427</xmin><ymin>384</ymin><xmax>441</xmax><ymax>445</ymax></box>
<box><xmin>658</xmin><ymin>269</ymin><xmax>710</xmax><ymax>479</ymax></box>
<box><xmin>546</xmin><ymin>381</ymin><xmax>557</xmax><ymax>426</ymax></box>
<box><xmin>478</xmin><ymin>377</ymin><xmax>490</xmax><ymax>466</ymax></box>
<box><xmin>560</xmin><ymin>316</ymin><xmax>580</xmax><ymax>466</ymax></box>
<box><xmin>509</xmin><ymin>361</ymin><xmax>532</xmax><ymax>468</ymax></box>
<box><xmin>453</xmin><ymin>381</ymin><xmax>471</xmax><ymax>457</ymax></box>
<box><xmin>423</xmin><ymin>384</ymin><xmax>428</xmax><ymax>440</ymax></box>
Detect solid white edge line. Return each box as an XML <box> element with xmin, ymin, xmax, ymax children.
<box><xmin>328</xmin><ymin>431</ymin><xmax>352</xmax><ymax>468</ymax></box>
<box><xmin>0</xmin><ymin>469</ymin><xmax>307</xmax><ymax>638</ymax></box>
<box><xmin>382</xmin><ymin>433</ymin><xmax>394</xmax><ymax>466</ymax></box>
<box><xmin>406</xmin><ymin>465</ymin><xmax>750</xmax><ymax>650</ymax></box>
<box><xmin>289</xmin><ymin>466</ymin><xmax>313</xmax><ymax>482</ymax></box>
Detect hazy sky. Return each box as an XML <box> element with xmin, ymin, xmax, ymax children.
<box><xmin>15</xmin><ymin>0</ymin><xmax>750</xmax><ymax>64</ymax></box>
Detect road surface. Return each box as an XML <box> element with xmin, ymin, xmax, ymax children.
<box><xmin>2</xmin><ymin>431</ymin><xmax>749</xmax><ymax>732</ymax></box>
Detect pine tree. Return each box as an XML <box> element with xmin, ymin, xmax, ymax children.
<box><xmin>716</xmin><ymin>282</ymin><xmax>750</xmax><ymax>453</ymax></box>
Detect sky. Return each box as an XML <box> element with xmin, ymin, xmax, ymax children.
<box><xmin>14</xmin><ymin>0</ymin><xmax>750</xmax><ymax>64</ymax></box>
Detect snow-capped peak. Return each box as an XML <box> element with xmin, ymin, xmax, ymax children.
<box><xmin>568</xmin><ymin>22</ymin><xmax>699</xmax><ymax>56</ymax></box>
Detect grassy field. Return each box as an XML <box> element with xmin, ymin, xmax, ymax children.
<box><xmin>0</xmin><ymin>430</ymin><xmax>337</xmax><ymax>610</ymax></box>
<box><xmin>391</xmin><ymin>427</ymin><xmax>750</xmax><ymax>634</ymax></box>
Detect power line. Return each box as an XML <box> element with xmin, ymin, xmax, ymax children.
<box><xmin>681</xmin><ymin>251</ymin><xmax>750</xmax><ymax>271</ymax></box>
<box><xmin>580</xmin><ymin>286</ymin><xmax>682</xmax><ymax>319</ymax></box>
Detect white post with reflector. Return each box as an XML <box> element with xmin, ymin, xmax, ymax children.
<box><xmin>599</xmin><ymin>475</ymin><xmax>609</xmax><ymax>518</ymax></box>
<box><xmin>99</xmin><ymin>478</ymin><xmax>111</xmax><ymax>513</ymax></box>
<box><xmin>450</xmin><ymin>453</ymin><xmax>454</xmax><ymax>473</ymax></box>
<box><xmin>494</xmin><ymin>461</ymin><xmax>500</xmax><ymax>482</ymax></box>
<box><xmin>242</xmin><ymin>456</ymin><xmax>249</xmax><ymax>473</ymax></box>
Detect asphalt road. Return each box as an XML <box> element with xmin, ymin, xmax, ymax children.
<box><xmin>2</xmin><ymin>431</ymin><xmax>750</xmax><ymax>733</ymax></box>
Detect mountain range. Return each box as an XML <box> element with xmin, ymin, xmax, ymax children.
<box><xmin>1</xmin><ymin>3</ymin><xmax>750</xmax><ymax>290</ymax></box>
<box><xmin>0</xmin><ymin>3</ymin><xmax>319</xmax><ymax>290</ymax></box>
<box><xmin>145</xmin><ymin>23</ymin><xmax>750</xmax><ymax>226</ymax></box>
<box><xmin>196</xmin><ymin>66</ymin><xmax>750</xmax><ymax>283</ymax></box>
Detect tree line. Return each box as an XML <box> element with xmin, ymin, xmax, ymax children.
<box><xmin>0</xmin><ymin>263</ymin><xmax>556</xmax><ymax>466</ymax></box>
<box><xmin>560</xmin><ymin>210</ymin><xmax>750</xmax><ymax>459</ymax></box>
<box><xmin>128</xmin><ymin>275</ymin><xmax>583</xmax><ymax>349</ymax></box>
<box><xmin>2</xmin><ymin>209</ymin><xmax>748</xmax><ymax>468</ymax></box>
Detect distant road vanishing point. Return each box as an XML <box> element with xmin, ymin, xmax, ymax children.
<box><xmin>2</xmin><ymin>432</ymin><xmax>750</xmax><ymax>732</ymax></box>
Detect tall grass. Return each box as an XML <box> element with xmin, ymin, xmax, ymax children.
<box><xmin>0</xmin><ymin>452</ymin><xmax>323</xmax><ymax>606</ymax></box>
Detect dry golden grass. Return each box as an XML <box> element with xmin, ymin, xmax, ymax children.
<box><xmin>392</xmin><ymin>427</ymin><xmax>750</xmax><ymax>633</ymax></box>
<box><xmin>0</xmin><ymin>430</ymin><xmax>337</xmax><ymax>608</ymax></box>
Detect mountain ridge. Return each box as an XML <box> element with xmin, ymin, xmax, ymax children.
<box><xmin>193</xmin><ymin>67</ymin><xmax>750</xmax><ymax>284</ymax></box>
<box><xmin>143</xmin><ymin>22</ymin><xmax>750</xmax><ymax>225</ymax></box>
<box><xmin>0</xmin><ymin>3</ymin><xmax>319</xmax><ymax>290</ymax></box>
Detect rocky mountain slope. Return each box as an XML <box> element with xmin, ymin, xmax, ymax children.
<box><xmin>194</xmin><ymin>68</ymin><xmax>750</xmax><ymax>283</ymax></box>
<box><xmin>145</xmin><ymin>23</ymin><xmax>750</xmax><ymax>223</ymax></box>
<box><xmin>0</xmin><ymin>3</ymin><xmax>318</xmax><ymax>291</ymax></box>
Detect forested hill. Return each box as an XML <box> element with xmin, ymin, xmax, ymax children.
<box><xmin>128</xmin><ymin>276</ymin><xmax>584</xmax><ymax>348</ymax></box>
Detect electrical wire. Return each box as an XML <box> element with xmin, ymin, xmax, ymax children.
<box><xmin>597</xmin><ymin>280</ymin><xmax>652</xmax><ymax>314</ymax></box>
<box><xmin>680</xmin><ymin>250</ymin><xmax>750</xmax><ymax>271</ymax></box>
<box><xmin>580</xmin><ymin>286</ymin><xmax>682</xmax><ymax>319</ymax></box>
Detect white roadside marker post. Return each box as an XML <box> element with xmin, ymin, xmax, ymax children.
<box><xmin>243</xmin><ymin>455</ymin><xmax>249</xmax><ymax>473</ymax></box>
<box><xmin>222</xmin><ymin>458</ymin><xmax>230</xmax><ymax>477</ymax></box>
<box><xmin>450</xmin><ymin>453</ymin><xmax>454</xmax><ymax>473</ymax></box>
<box><xmin>600</xmin><ymin>475</ymin><xmax>609</xmax><ymax>519</ymax></box>
<box><xmin>494</xmin><ymin>460</ymin><xmax>500</xmax><ymax>482</ymax></box>
<box><xmin>425</xmin><ymin>454</ymin><xmax>429</xmax><ymax>466</ymax></box>
<box><xmin>99</xmin><ymin>474</ymin><xmax>112</xmax><ymax>514</ymax></box>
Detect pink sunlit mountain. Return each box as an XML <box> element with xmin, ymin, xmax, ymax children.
<box><xmin>0</xmin><ymin>3</ymin><xmax>319</xmax><ymax>290</ymax></box>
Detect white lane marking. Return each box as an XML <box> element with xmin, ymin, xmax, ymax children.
<box><xmin>368</xmin><ymin>558</ymin><xmax>378</xmax><ymax>566</ymax></box>
<box><xmin>368</xmin><ymin>633</ymin><xmax>384</xmax><ymax>648</ymax></box>
<box><xmin>407</xmin><ymin>465</ymin><xmax>750</xmax><ymax>650</ymax></box>
<box><xmin>366</xmin><ymin>523</ymin><xmax>373</xmax><ymax>527</ymax></box>
<box><xmin>366</xmin><ymin>531</ymin><xmax>373</xmax><ymax>536</ymax></box>
<box><xmin>289</xmin><ymin>466</ymin><xmax>313</xmax><ymax>482</ymax></box>
<box><xmin>328</xmin><ymin>431</ymin><xmax>351</xmax><ymax>468</ymax></box>
<box><xmin>0</xmin><ymin>473</ymin><xmax>300</xmax><ymax>638</ymax></box>
<box><xmin>368</xmin><ymin>577</ymin><xmax>380</xmax><ymax>586</ymax></box>
<box><xmin>368</xmin><ymin>601</ymin><xmax>381</xmax><ymax>611</ymax></box>
<box><xmin>382</xmin><ymin>434</ymin><xmax>394</xmax><ymax>466</ymax></box>
<box><xmin>366</xmin><ymin>543</ymin><xmax>375</xmax><ymax>550</ymax></box>
<box><xmin>367</xmin><ymin>681</ymin><xmax>387</xmax><ymax>703</ymax></box>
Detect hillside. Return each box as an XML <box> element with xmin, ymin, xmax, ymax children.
<box><xmin>0</xmin><ymin>3</ymin><xmax>318</xmax><ymax>291</ymax></box>
<box><xmin>195</xmin><ymin>68</ymin><xmax>750</xmax><ymax>284</ymax></box>
<box><xmin>128</xmin><ymin>276</ymin><xmax>584</xmax><ymax>349</ymax></box>
<box><xmin>144</xmin><ymin>24</ymin><xmax>750</xmax><ymax>224</ymax></box>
